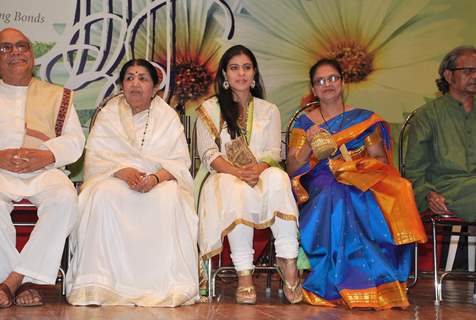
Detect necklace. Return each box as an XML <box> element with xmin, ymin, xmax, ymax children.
<box><xmin>140</xmin><ymin>107</ymin><xmax>151</xmax><ymax>147</ymax></box>
<box><xmin>238</xmin><ymin>98</ymin><xmax>252</xmax><ymax>135</ymax></box>
<box><xmin>238</xmin><ymin>104</ymin><xmax>248</xmax><ymax>129</ymax></box>
<box><xmin>318</xmin><ymin>104</ymin><xmax>346</xmax><ymax>133</ymax></box>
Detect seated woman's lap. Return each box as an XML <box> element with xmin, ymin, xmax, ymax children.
<box><xmin>85</xmin><ymin>178</ymin><xmax>179</xmax><ymax>222</ymax></box>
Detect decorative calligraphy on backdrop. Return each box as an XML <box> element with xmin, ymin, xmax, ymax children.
<box><xmin>1</xmin><ymin>0</ymin><xmax>475</xmax><ymax>128</ymax></box>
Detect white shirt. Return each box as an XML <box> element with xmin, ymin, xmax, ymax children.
<box><xmin>0</xmin><ymin>79</ymin><xmax>85</xmax><ymax>175</ymax></box>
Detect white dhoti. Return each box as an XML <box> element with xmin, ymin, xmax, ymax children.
<box><xmin>0</xmin><ymin>169</ymin><xmax>78</xmax><ymax>284</ymax></box>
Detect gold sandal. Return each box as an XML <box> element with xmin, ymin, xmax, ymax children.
<box><xmin>276</xmin><ymin>258</ymin><xmax>303</xmax><ymax>304</ymax></box>
<box><xmin>235</xmin><ymin>270</ymin><xmax>256</xmax><ymax>304</ymax></box>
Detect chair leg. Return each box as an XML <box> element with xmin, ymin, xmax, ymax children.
<box><xmin>432</xmin><ymin>219</ymin><xmax>440</xmax><ymax>305</ymax></box>
<box><xmin>265</xmin><ymin>238</ymin><xmax>275</xmax><ymax>296</ymax></box>
<box><xmin>468</xmin><ymin>226</ymin><xmax>476</xmax><ymax>272</ymax></box>
<box><xmin>445</xmin><ymin>225</ymin><xmax>461</xmax><ymax>272</ymax></box>
<box><xmin>407</xmin><ymin>243</ymin><xmax>419</xmax><ymax>288</ymax></box>
<box><xmin>58</xmin><ymin>267</ymin><xmax>66</xmax><ymax>296</ymax></box>
<box><xmin>60</xmin><ymin>238</ymin><xmax>69</xmax><ymax>296</ymax></box>
<box><xmin>207</xmin><ymin>258</ymin><xmax>213</xmax><ymax>301</ymax></box>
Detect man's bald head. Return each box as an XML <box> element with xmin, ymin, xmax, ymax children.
<box><xmin>0</xmin><ymin>28</ymin><xmax>29</xmax><ymax>42</ymax></box>
<box><xmin>0</xmin><ymin>27</ymin><xmax>34</xmax><ymax>86</ymax></box>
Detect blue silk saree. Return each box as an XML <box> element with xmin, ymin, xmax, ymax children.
<box><xmin>289</xmin><ymin>108</ymin><xmax>427</xmax><ymax>309</ymax></box>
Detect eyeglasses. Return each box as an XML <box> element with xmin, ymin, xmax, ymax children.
<box><xmin>451</xmin><ymin>67</ymin><xmax>476</xmax><ymax>75</ymax></box>
<box><xmin>0</xmin><ymin>41</ymin><xmax>31</xmax><ymax>54</ymax></box>
<box><xmin>313</xmin><ymin>74</ymin><xmax>341</xmax><ymax>87</ymax></box>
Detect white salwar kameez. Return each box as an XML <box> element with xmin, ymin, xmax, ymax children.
<box><xmin>66</xmin><ymin>95</ymin><xmax>198</xmax><ymax>307</ymax></box>
<box><xmin>0</xmin><ymin>79</ymin><xmax>85</xmax><ymax>284</ymax></box>
<box><xmin>196</xmin><ymin>97</ymin><xmax>299</xmax><ymax>270</ymax></box>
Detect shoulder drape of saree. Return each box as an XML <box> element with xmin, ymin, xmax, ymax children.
<box><xmin>330</xmin><ymin>157</ymin><xmax>427</xmax><ymax>244</ymax></box>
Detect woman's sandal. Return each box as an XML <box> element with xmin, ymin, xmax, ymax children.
<box><xmin>235</xmin><ymin>270</ymin><xmax>256</xmax><ymax>304</ymax></box>
<box><xmin>14</xmin><ymin>282</ymin><xmax>43</xmax><ymax>307</ymax></box>
<box><xmin>276</xmin><ymin>257</ymin><xmax>303</xmax><ymax>304</ymax></box>
<box><xmin>0</xmin><ymin>283</ymin><xmax>14</xmax><ymax>308</ymax></box>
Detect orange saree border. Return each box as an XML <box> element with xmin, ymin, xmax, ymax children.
<box><xmin>303</xmin><ymin>281</ymin><xmax>409</xmax><ymax>310</ymax></box>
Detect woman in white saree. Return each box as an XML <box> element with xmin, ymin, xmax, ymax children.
<box><xmin>196</xmin><ymin>45</ymin><xmax>302</xmax><ymax>304</ymax></box>
<box><xmin>66</xmin><ymin>59</ymin><xmax>198</xmax><ymax>307</ymax></box>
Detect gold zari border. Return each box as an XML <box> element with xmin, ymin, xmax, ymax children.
<box><xmin>328</xmin><ymin>145</ymin><xmax>367</xmax><ymax>164</ymax></box>
<box><xmin>340</xmin><ymin>281</ymin><xmax>409</xmax><ymax>310</ymax></box>
<box><xmin>67</xmin><ymin>285</ymin><xmax>195</xmax><ymax>307</ymax></box>
<box><xmin>364</xmin><ymin>125</ymin><xmax>382</xmax><ymax>147</ymax></box>
<box><xmin>292</xmin><ymin>177</ymin><xmax>310</xmax><ymax>204</ymax></box>
<box><xmin>196</xmin><ymin>105</ymin><xmax>220</xmax><ymax>139</ymax></box>
<box><xmin>200</xmin><ymin>211</ymin><xmax>297</xmax><ymax>260</ymax></box>
<box><xmin>289</xmin><ymin>128</ymin><xmax>307</xmax><ymax>149</ymax></box>
<box><xmin>303</xmin><ymin>281</ymin><xmax>409</xmax><ymax>310</ymax></box>
<box><xmin>303</xmin><ymin>289</ymin><xmax>340</xmax><ymax>307</ymax></box>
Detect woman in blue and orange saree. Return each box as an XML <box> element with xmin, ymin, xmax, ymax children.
<box><xmin>287</xmin><ymin>59</ymin><xmax>427</xmax><ymax>310</ymax></box>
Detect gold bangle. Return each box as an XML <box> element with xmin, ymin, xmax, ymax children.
<box><xmin>295</xmin><ymin>145</ymin><xmax>310</xmax><ymax>162</ymax></box>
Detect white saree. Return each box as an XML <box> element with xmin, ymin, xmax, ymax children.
<box><xmin>195</xmin><ymin>97</ymin><xmax>299</xmax><ymax>260</ymax></box>
<box><xmin>66</xmin><ymin>95</ymin><xmax>198</xmax><ymax>307</ymax></box>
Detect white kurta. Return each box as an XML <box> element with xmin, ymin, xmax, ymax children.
<box><xmin>0</xmin><ymin>79</ymin><xmax>85</xmax><ymax>284</ymax></box>
<box><xmin>196</xmin><ymin>97</ymin><xmax>299</xmax><ymax>260</ymax></box>
<box><xmin>66</xmin><ymin>95</ymin><xmax>199</xmax><ymax>307</ymax></box>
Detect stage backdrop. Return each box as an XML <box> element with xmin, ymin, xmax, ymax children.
<box><xmin>1</xmin><ymin>0</ymin><xmax>475</xmax><ymax>127</ymax></box>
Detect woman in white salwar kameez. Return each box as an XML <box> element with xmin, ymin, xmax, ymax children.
<box><xmin>66</xmin><ymin>59</ymin><xmax>198</xmax><ymax>307</ymax></box>
<box><xmin>195</xmin><ymin>45</ymin><xmax>302</xmax><ymax>304</ymax></box>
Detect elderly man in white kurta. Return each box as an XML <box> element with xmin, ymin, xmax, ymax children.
<box><xmin>0</xmin><ymin>28</ymin><xmax>85</xmax><ymax>308</ymax></box>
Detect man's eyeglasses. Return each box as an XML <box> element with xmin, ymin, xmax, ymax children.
<box><xmin>313</xmin><ymin>75</ymin><xmax>341</xmax><ymax>87</ymax></box>
<box><xmin>451</xmin><ymin>67</ymin><xmax>476</xmax><ymax>75</ymax></box>
<box><xmin>0</xmin><ymin>41</ymin><xmax>31</xmax><ymax>54</ymax></box>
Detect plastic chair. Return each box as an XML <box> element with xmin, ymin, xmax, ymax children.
<box><xmin>399</xmin><ymin>110</ymin><xmax>476</xmax><ymax>304</ymax></box>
